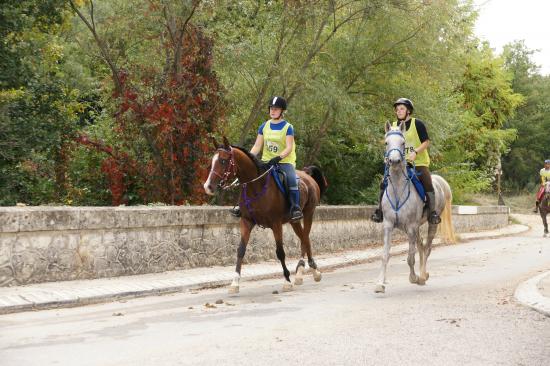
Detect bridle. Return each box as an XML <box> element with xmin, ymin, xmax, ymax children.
<box><xmin>384</xmin><ymin>130</ymin><xmax>406</xmax><ymax>163</ymax></box>
<box><xmin>209</xmin><ymin>147</ymin><xmax>274</xmax><ymax>190</ymax></box>
<box><xmin>210</xmin><ymin>147</ymin><xmax>238</xmax><ymax>190</ymax></box>
<box><xmin>383</xmin><ymin>130</ymin><xmax>412</xmax><ymax>223</ymax></box>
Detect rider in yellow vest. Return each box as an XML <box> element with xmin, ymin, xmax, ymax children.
<box><xmin>230</xmin><ymin>96</ymin><xmax>303</xmax><ymax>222</ymax></box>
<box><xmin>371</xmin><ymin>98</ymin><xmax>441</xmax><ymax>224</ymax></box>
<box><xmin>534</xmin><ymin>159</ymin><xmax>550</xmax><ymax>212</ymax></box>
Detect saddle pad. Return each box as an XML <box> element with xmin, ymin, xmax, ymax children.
<box><xmin>408</xmin><ymin>167</ymin><xmax>426</xmax><ymax>202</ymax></box>
<box><xmin>271</xmin><ymin>168</ymin><xmax>286</xmax><ymax>194</ymax></box>
<box><xmin>270</xmin><ymin>167</ymin><xmax>300</xmax><ymax>198</ymax></box>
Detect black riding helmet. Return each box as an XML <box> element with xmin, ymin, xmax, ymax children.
<box><xmin>393</xmin><ymin>97</ymin><xmax>414</xmax><ymax>113</ymax></box>
<box><xmin>269</xmin><ymin>96</ymin><xmax>287</xmax><ymax>110</ymax></box>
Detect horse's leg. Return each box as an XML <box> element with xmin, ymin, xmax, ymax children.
<box><xmin>229</xmin><ymin>219</ymin><xmax>254</xmax><ymax>294</ymax></box>
<box><xmin>418</xmin><ymin>223</ymin><xmax>437</xmax><ymax>285</ymax></box>
<box><xmin>375</xmin><ymin>225</ymin><xmax>392</xmax><ymax>293</ymax></box>
<box><xmin>290</xmin><ymin>210</ymin><xmax>321</xmax><ymax>285</ymax></box>
<box><xmin>541</xmin><ymin>208</ymin><xmax>548</xmax><ymax>237</ymax></box>
<box><xmin>273</xmin><ymin>222</ymin><xmax>293</xmax><ymax>292</ymax></box>
<box><xmin>290</xmin><ymin>222</ymin><xmax>306</xmax><ymax>285</ymax></box>
<box><xmin>407</xmin><ymin>228</ymin><xmax>419</xmax><ymax>284</ymax></box>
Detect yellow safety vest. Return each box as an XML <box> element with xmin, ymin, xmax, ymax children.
<box><xmin>262</xmin><ymin>120</ymin><xmax>296</xmax><ymax>167</ymax></box>
<box><xmin>392</xmin><ymin>118</ymin><xmax>430</xmax><ymax>167</ymax></box>
<box><xmin>540</xmin><ymin>168</ymin><xmax>550</xmax><ymax>184</ymax></box>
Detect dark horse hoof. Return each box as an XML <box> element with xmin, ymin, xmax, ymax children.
<box><xmin>371</xmin><ymin>210</ymin><xmax>383</xmax><ymax>223</ymax></box>
<box><xmin>429</xmin><ymin>212</ymin><xmax>441</xmax><ymax>224</ymax></box>
<box><xmin>229</xmin><ymin>207</ymin><xmax>241</xmax><ymax>218</ymax></box>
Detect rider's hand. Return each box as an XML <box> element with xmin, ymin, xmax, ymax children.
<box><xmin>268</xmin><ymin>156</ymin><xmax>282</xmax><ymax>166</ymax></box>
<box><xmin>408</xmin><ymin>151</ymin><xmax>417</xmax><ymax>161</ymax></box>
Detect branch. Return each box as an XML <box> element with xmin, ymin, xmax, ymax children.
<box><xmin>345</xmin><ymin>21</ymin><xmax>427</xmax><ymax>91</ymax></box>
<box><xmin>172</xmin><ymin>0</ymin><xmax>202</xmax><ymax>77</ymax></box>
<box><xmin>69</xmin><ymin>0</ymin><xmax>123</xmax><ymax>94</ymax></box>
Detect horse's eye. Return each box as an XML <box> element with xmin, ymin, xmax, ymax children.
<box><xmin>220</xmin><ymin>159</ymin><xmax>226</xmax><ymax>166</ymax></box>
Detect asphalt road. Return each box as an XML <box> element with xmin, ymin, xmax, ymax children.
<box><xmin>1</xmin><ymin>215</ymin><xmax>549</xmax><ymax>366</ymax></box>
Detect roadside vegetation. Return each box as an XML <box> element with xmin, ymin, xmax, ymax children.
<box><xmin>1</xmin><ymin>1</ymin><xmax>549</xmax><ymax>206</ymax></box>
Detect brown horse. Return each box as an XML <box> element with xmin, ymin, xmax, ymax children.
<box><xmin>540</xmin><ymin>181</ymin><xmax>550</xmax><ymax>236</ymax></box>
<box><xmin>203</xmin><ymin>137</ymin><xmax>327</xmax><ymax>293</ymax></box>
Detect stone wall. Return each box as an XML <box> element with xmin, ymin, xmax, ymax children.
<box><xmin>0</xmin><ymin>205</ymin><xmax>509</xmax><ymax>286</ymax></box>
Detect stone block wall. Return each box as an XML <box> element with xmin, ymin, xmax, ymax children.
<box><xmin>0</xmin><ymin>205</ymin><xmax>509</xmax><ymax>286</ymax></box>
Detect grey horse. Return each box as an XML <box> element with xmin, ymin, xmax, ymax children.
<box><xmin>375</xmin><ymin>121</ymin><xmax>455</xmax><ymax>293</ymax></box>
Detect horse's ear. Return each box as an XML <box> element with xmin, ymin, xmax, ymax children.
<box><xmin>211</xmin><ymin>137</ymin><xmax>220</xmax><ymax>149</ymax></box>
<box><xmin>385</xmin><ymin>121</ymin><xmax>392</xmax><ymax>133</ymax></box>
<box><xmin>399</xmin><ymin>121</ymin><xmax>406</xmax><ymax>133</ymax></box>
<box><xmin>222</xmin><ymin>136</ymin><xmax>231</xmax><ymax>149</ymax></box>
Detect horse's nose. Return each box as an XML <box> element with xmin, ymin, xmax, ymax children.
<box><xmin>203</xmin><ymin>181</ymin><xmax>215</xmax><ymax>195</ymax></box>
<box><xmin>390</xmin><ymin>156</ymin><xmax>401</xmax><ymax>164</ymax></box>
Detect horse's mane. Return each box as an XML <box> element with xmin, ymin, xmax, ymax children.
<box><xmin>231</xmin><ymin>145</ymin><xmax>264</xmax><ymax>173</ymax></box>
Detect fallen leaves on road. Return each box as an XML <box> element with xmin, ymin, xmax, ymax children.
<box><xmin>436</xmin><ymin>318</ymin><xmax>462</xmax><ymax>327</ymax></box>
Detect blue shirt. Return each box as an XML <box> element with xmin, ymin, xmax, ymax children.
<box><xmin>258</xmin><ymin>120</ymin><xmax>294</xmax><ymax>136</ymax></box>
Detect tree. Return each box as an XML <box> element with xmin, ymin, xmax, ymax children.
<box><xmin>501</xmin><ymin>41</ymin><xmax>550</xmax><ymax>191</ymax></box>
<box><xmin>0</xmin><ymin>0</ymin><xmax>84</xmax><ymax>205</ymax></box>
<box><xmin>69</xmin><ymin>0</ymin><xmax>225</xmax><ymax>204</ymax></box>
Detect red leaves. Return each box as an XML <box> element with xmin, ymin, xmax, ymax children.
<box><xmin>101</xmin><ymin>158</ymin><xmax>125</xmax><ymax>206</ymax></box>
<box><xmin>77</xmin><ymin>24</ymin><xmax>224</xmax><ymax>206</ymax></box>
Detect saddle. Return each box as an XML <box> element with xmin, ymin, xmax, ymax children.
<box><xmin>382</xmin><ymin>166</ymin><xmax>426</xmax><ymax>202</ymax></box>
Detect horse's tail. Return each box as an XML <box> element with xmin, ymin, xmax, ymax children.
<box><xmin>303</xmin><ymin>166</ymin><xmax>328</xmax><ymax>197</ymax></box>
<box><xmin>437</xmin><ymin>177</ymin><xmax>456</xmax><ymax>244</ymax></box>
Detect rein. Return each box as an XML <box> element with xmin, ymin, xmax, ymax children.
<box><xmin>212</xmin><ymin>147</ymin><xmax>274</xmax><ymax>226</ymax></box>
<box><xmin>213</xmin><ymin>147</ymin><xmax>274</xmax><ymax>190</ymax></box>
<box><xmin>384</xmin><ymin>130</ymin><xmax>412</xmax><ymax>225</ymax></box>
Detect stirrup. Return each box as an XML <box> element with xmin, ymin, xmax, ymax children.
<box><xmin>289</xmin><ymin>208</ymin><xmax>303</xmax><ymax>222</ymax></box>
<box><xmin>429</xmin><ymin>211</ymin><xmax>441</xmax><ymax>224</ymax></box>
<box><xmin>229</xmin><ymin>206</ymin><xmax>241</xmax><ymax>218</ymax></box>
<box><xmin>371</xmin><ymin>209</ymin><xmax>383</xmax><ymax>223</ymax></box>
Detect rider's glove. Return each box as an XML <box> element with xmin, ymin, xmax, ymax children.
<box><xmin>268</xmin><ymin>156</ymin><xmax>283</xmax><ymax>166</ymax></box>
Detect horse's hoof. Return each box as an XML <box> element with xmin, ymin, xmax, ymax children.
<box><xmin>282</xmin><ymin>282</ymin><xmax>294</xmax><ymax>292</ymax></box>
<box><xmin>294</xmin><ymin>266</ymin><xmax>304</xmax><ymax>285</ymax></box>
<box><xmin>425</xmin><ymin>272</ymin><xmax>430</xmax><ymax>281</ymax></box>
<box><xmin>374</xmin><ymin>284</ymin><xmax>385</xmax><ymax>293</ymax></box>
<box><xmin>544</xmin><ymin>233</ymin><xmax>548</xmax><ymax>238</ymax></box>
<box><xmin>313</xmin><ymin>269</ymin><xmax>322</xmax><ymax>282</ymax></box>
<box><xmin>228</xmin><ymin>285</ymin><xmax>240</xmax><ymax>294</ymax></box>
<box><xmin>409</xmin><ymin>274</ymin><xmax>419</xmax><ymax>284</ymax></box>
<box><xmin>417</xmin><ymin>277</ymin><xmax>426</xmax><ymax>286</ymax></box>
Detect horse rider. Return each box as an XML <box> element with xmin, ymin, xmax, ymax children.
<box><xmin>371</xmin><ymin>97</ymin><xmax>441</xmax><ymax>224</ymax></box>
<box><xmin>534</xmin><ymin>159</ymin><xmax>550</xmax><ymax>212</ymax></box>
<box><xmin>229</xmin><ymin>96</ymin><xmax>303</xmax><ymax>222</ymax></box>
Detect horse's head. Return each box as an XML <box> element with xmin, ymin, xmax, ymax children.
<box><xmin>203</xmin><ymin>136</ymin><xmax>237</xmax><ymax>195</ymax></box>
<box><xmin>384</xmin><ymin>121</ymin><xmax>406</xmax><ymax>167</ymax></box>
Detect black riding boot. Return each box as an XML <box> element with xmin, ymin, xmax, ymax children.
<box><xmin>371</xmin><ymin>187</ymin><xmax>385</xmax><ymax>223</ymax></box>
<box><xmin>229</xmin><ymin>206</ymin><xmax>241</xmax><ymax>217</ymax></box>
<box><xmin>426</xmin><ymin>191</ymin><xmax>441</xmax><ymax>224</ymax></box>
<box><xmin>534</xmin><ymin>201</ymin><xmax>539</xmax><ymax>213</ymax></box>
<box><xmin>289</xmin><ymin>189</ymin><xmax>303</xmax><ymax>222</ymax></box>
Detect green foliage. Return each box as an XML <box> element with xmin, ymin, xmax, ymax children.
<box><xmin>0</xmin><ymin>0</ymin><xmax>532</xmax><ymax>206</ymax></box>
<box><xmin>500</xmin><ymin>41</ymin><xmax>550</xmax><ymax>192</ymax></box>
